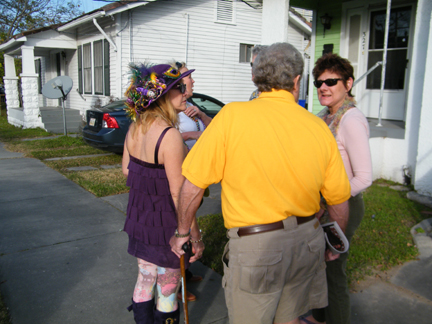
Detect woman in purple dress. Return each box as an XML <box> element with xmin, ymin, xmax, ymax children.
<box><xmin>122</xmin><ymin>63</ymin><xmax>204</xmax><ymax>324</ymax></box>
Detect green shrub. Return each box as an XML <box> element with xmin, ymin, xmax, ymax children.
<box><xmin>197</xmin><ymin>213</ymin><xmax>227</xmax><ymax>275</ymax></box>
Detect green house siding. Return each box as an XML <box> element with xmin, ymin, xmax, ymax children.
<box><xmin>312</xmin><ymin>2</ymin><xmax>343</xmax><ymax>114</ymax></box>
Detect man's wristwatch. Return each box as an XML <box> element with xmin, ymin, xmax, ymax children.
<box><xmin>175</xmin><ymin>229</ymin><xmax>190</xmax><ymax>238</ymax></box>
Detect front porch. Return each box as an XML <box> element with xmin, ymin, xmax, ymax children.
<box><xmin>368</xmin><ymin>118</ymin><xmax>405</xmax><ymax>139</ymax></box>
<box><xmin>0</xmin><ymin>26</ymin><xmax>77</xmax><ymax>131</ymax></box>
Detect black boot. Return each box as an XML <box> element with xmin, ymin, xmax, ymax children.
<box><xmin>127</xmin><ymin>298</ymin><xmax>154</xmax><ymax>324</ymax></box>
<box><xmin>154</xmin><ymin>306</ymin><xmax>180</xmax><ymax>324</ymax></box>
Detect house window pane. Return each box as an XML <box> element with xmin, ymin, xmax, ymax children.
<box><xmin>83</xmin><ymin>43</ymin><xmax>92</xmax><ymax>94</ymax></box>
<box><xmin>239</xmin><ymin>43</ymin><xmax>253</xmax><ymax>63</ymax></box>
<box><xmin>367</xmin><ymin>6</ymin><xmax>411</xmax><ymax>90</ymax></box>
<box><xmin>369</xmin><ymin>7</ymin><xmax>411</xmax><ymax>50</ymax></box>
<box><xmin>94</xmin><ymin>41</ymin><xmax>103</xmax><ymax>94</ymax></box>
<box><xmin>366</xmin><ymin>49</ymin><xmax>407</xmax><ymax>90</ymax></box>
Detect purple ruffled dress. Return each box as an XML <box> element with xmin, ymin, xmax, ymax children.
<box><xmin>123</xmin><ymin>127</ymin><xmax>188</xmax><ymax>269</ymax></box>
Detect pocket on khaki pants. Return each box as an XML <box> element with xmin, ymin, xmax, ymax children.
<box><xmin>238</xmin><ymin>250</ymin><xmax>283</xmax><ymax>294</ymax></box>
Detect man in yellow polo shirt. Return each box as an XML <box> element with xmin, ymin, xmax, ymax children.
<box><xmin>170</xmin><ymin>43</ymin><xmax>351</xmax><ymax>324</ymax></box>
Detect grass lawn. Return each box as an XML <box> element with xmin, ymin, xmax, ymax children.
<box><xmin>0</xmin><ymin>105</ymin><xmax>52</xmax><ymax>141</ymax></box>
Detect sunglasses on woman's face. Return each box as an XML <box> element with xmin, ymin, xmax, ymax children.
<box><xmin>175</xmin><ymin>83</ymin><xmax>187</xmax><ymax>94</ymax></box>
<box><xmin>313</xmin><ymin>78</ymin><xmax>343</xmax><ymax>88</ymax></box>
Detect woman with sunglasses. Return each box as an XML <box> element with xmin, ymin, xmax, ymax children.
<box><xmin>175</xmin><ymin>62</ymin><xmax>212</xmax><ymax>150</ymax></box>
<box><xmin>122</xmin><ymin>63</ymin><xmax>203</xmax><ymax>324</ymax></box>
<box><xmin>301</xmin><ymin>54</ymin><xmax>372</xmax><ymax>324</ymax></box>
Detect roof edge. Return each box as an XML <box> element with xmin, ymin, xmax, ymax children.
<box><xmin>0</xmin><ymin>36</ymin><xmax>27</xmax><ymax>51</ymax></box>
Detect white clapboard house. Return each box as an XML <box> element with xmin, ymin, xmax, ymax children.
<box><xmin>1</xmin><ymin>0</ymin><xmax>312</xmax><ymax>133</ymax></box>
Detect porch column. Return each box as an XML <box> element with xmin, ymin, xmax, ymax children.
<box><xmin>414</xmin><ymin>11</ymin><xmax>432</xmax><ymax>196</ymax></box>
<box><xmin>261</xmin><ymin>0</ymin><xmax>290</xmax><ymax>44</ymax></box>
<box><xmin>3</xmin><ymin>54</ymin><xmax>22</xmax><ymax>127</ymax></box>
<box><xmin>20</xmin><ymin>45</ymin><xmax>43</xmax><ymax>129</ymax></box>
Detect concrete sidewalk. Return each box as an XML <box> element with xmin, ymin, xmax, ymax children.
<box><xmin>0</xmin><ymin>143</ymin><xmax>228</xmax><ymax>324</ymax></box>
<box><xmin>1</xmin><ymin>141</ymin><xmax>432</xmax><ymax>323</ymax></box>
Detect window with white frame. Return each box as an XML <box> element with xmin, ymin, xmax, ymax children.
<box><xmin>78</xmin><ymin>40</ymin><xmax>110</xmax><ymax>95</ymax></box>
<box><xmin>239</xmin><ymin>43</ymin><xmax>254</xmax><ymax>63</ymax></box>
<box><xmin>215</xmin><ymin>0</ymin><xmax>235</xmax><ymax>24</ymax></box>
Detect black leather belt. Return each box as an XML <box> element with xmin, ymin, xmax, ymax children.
<box><xmin>237</xmin><ymin>215</ymin><xmax>315</xmax><ymax>237</ymax></box>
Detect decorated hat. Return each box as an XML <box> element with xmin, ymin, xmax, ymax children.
<box><xmin>125</xmin><ymin>62</ymin><xmax>195</xmax><ymax>121</ymax></box>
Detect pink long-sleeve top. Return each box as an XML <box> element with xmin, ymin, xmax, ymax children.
<box><xmin>336</xmin><ymin>108</ymin><xmax>373</xmax><ymax>197</ymax></box>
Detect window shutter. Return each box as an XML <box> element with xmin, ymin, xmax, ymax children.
<box><xmin>104</xmin><ymin>39</ymin><xmax>110</xmax><ymax>96</ymax></box>
<box><xmin>78</xmin><ymin>45</ymin><xmax>83</xmax><ymax>94</ymax></box>
<box><xmin>94</xmin><ymin>40</ymin><xmax>103</xmax><ymax>95</ymax></box>
<box><xmin>217</xmin><ymin>0</ymin><xmax>233</xmax><ymax>23</ymax></box>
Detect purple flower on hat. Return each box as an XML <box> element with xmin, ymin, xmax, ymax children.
<box><xmin>136</xmin><ymin>87</ymin><xmax>146</xmax><ymax>95</ymax></box>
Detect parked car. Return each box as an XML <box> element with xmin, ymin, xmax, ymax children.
<box><xmin>82</xmin><ymin>93</ymin><xmax>225</xmax><ymax>153</ymax></box>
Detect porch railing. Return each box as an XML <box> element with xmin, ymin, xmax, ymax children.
<box><xmin>352</xmin><ymin>61</ymin><xmax>383</xmax><ymax>87</ymax></box>
<box><xmin>352</xmin><ymin>61</ymin><xmax>385</xmax><ymax>127</ymax></box>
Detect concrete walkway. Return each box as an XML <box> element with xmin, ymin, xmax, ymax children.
<box><xmin>1</xmin><ymin>141</ymin><xmax>432</xmax><ymax>323</ymax></box>
<box><xmin>0</xmin><ymin>143</ymin><xmax>227</xmax><ymax>324</ymax></box>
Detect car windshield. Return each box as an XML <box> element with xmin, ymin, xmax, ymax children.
<box><xmin>189</xmin><ymin>95</ymin><xmax>224</xmax><ymax>114</ymax></box>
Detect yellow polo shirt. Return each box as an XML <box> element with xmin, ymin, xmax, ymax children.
<box><xmin>182</xmin><ymin>90</ymin><xmax>351</xmax><ymax>229</ymax></box>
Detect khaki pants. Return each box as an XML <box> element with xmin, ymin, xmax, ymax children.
<box><xmin>222</xmin><ymin>217</ymin><xmax>328</xmax><ymax>324</ymax></box>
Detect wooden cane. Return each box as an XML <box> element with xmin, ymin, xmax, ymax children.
<box><xmin>180</xmin><ymin>243</ymin><xmax>189</xmax><ymax>324</ymax></box>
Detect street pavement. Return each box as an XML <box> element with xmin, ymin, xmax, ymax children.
<box><xmin>1</xmin><ymin>141</ymin><xmax>432</xmax><ymax>323</ymax></box>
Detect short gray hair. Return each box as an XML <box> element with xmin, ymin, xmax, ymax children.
<box><xmin>253</xmin><ymin>43</ymin><xmax>304</xmax><ymax>93</ymax></box>
<box><xmin>252</xmin><ymin>45</ymin><xmax>267</xmax><ymax>57</ymax></box>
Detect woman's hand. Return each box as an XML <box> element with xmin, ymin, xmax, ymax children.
<box><xmin>325</xmin><ymin>249</ymin><xmax>340</xmax><ymax>261</ymax></box>
<box><xmin>190</xmin><ymin>241</ymin><xmax>205</xmax><ymax>263</ymax></box>
<box><xmin>185</xmin><ymin>104</ymin><xmax>213</xmax><ymax>127</ymax></box>
<box><xmin>184</xmin><ymin>105</ymin><xmax>200</xmax><ymax>118</ymax></box>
